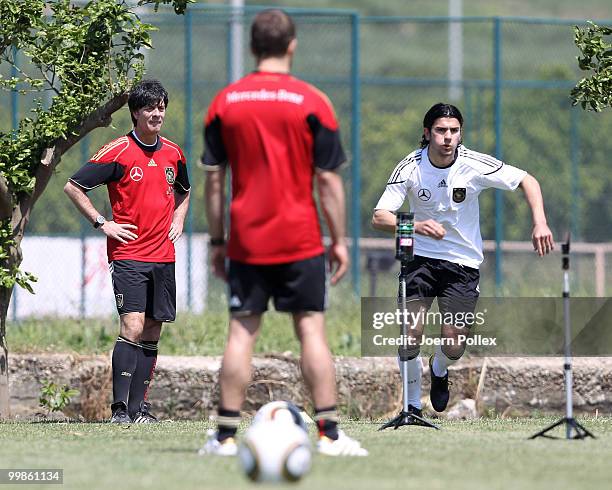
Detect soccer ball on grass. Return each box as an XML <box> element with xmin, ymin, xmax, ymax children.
<box><xmin>238</xmin><ymin>401</ymin><xmax>312</xmax><ymax>482</ymax></box>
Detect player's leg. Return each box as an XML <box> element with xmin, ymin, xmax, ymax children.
<box><xmin>292</xmin><ymin>312</ymin><xmax>336</xmax><ymax>425</ymax></box>
<box><xmin>398</xmin><ymin>300</ymin><xmax>427</xmax><ymax>415</ymax></box>
<box><xmin>397</xmin><ymin>256</ymin><xmax>437</xmax><ymax>414</ymax></box>
<box><xmin>129</xmin><ymin>318</ymin><xmax>162</xmax><ymax>422</ymax></box>
<box><xmin>110</xmin><ymin>312</ymin><xmax>145</xmax><ymax>422</ymax></box>
<box><xmin>198</xmin><ymin>314</ymin><xmax>263</xmax><ymax>456</ymax></box>
<box><xmin>200</xmin><ymin>260</ymin><xmax>269</xmax><ymax>456</ymax></box>
<box><xmin>109</xmin><ymin>260</ymin><xmax>148</xmax><ymax>423</ymax></box>
<box><xmin>129</xmin><ymin>262</ymin><xmax>175</xmax><ymax>421</ymax></box>
<box><xmin>429</xmin><ymin>261</ymin><xmax>480</xmax><ymax>412</ymax></box>
<box><xmin>276</xmin><ymin>255</ymin><xmax>367</xmax><ymax>456</ymax></box>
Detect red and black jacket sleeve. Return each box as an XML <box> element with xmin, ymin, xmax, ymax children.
<box><xmin>202</xmin><ymin>94</ymin><xmax>227</xmax><ymax>168</ymax></box>
<box><xmin>69</xmin><ymin>138</ymin><xmax>128</xmax><ymax>190</ymax></box>
<box><xmin>307</xmin><ymin>91</ymin><xmax>346</xmax><ymax>171</ymax></box>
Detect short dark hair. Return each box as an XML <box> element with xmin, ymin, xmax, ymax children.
<box><xmin>128</xmin><ymin>79</ymin><xmax>169</xmax><ymax>126</ymax></box>
<box><xmin>250</xmin><ymin>9</ymin><xmax>296</xmax><ymax>59</ymax></box>
<box><xmin>420</xmin><ymin>103</ymin><xmax>464</xmax><ymax>148</ymax></box>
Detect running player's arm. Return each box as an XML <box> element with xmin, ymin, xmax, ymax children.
<box><xmin>64</xmin><ymin>151</ymin><xmax>137</xmax><ymax>244</ymax></box>
<box><xmin>518</xmin><ymin>174</ymin><xmax>554</xmax><ymax>256</ymax></box>
<box><xmin>372</xmin><ymin>156</ymin><xmax>444</xmax><ymax>238</ymax></box>
<box><xmin>473</xmin><ymin>152</ymin><xmax>554</xmax><ymax>256</ymax></box>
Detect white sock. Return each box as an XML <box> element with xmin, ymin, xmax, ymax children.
<box><xmin>432</xmin><ymin>344</ymin><xmax>457</xmax><ymax>377</ymax></box>
<box><xmin>398</xmin><ymin>354</ymin><xmax>422</xmax><ymax>409</ymax></box>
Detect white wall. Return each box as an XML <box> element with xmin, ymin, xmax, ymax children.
<box><xmin>9</xmin><ymin>234</ymin><xmax>208</xmax><ymax>319</ymax></box>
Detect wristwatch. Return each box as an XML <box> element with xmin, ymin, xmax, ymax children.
<box><xmin>93</xmin><ymin>215</ymin><xmax>106</xmax><ymax>229</ymax></box>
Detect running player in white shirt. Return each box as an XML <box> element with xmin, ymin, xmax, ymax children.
<box><xmin>372</xmin><ymin>103</ymin><xmax>554</xmax><ymax>415</ymax></box>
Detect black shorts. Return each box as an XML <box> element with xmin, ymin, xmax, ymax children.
<box><xmin>228</xmin><ymin>254</ymin><xmax>327</xmax><ymax>315</ymax></box>
<box><xmin>402</xmin><ymin>255</ymin><xmax>480</xmax><ymax>316</ymax></box>
<box><xmin>110</xmin><ymin>260</ymin><xmax>176</xmax><ymax>322</ymax></box>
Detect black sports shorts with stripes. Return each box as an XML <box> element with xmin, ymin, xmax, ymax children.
<box><xmin>110</xmin><ymin>260</ymin><xmax>176</xmax><ymax>322</ymax></box>
<box><xmin>402</xmin><ymin>255</ymin><xmax>480</xmax><ymax>321</ymax></box>
<box><xmin>227</xmin><ymin>254</ymin><xmax>327</xmax><ymax>315</ymax></box>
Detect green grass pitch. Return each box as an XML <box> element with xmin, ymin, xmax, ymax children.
<box><xmin>1</xmin><ymin>417</ymin><xmax>610</xmax><ymax>490</ymax></box>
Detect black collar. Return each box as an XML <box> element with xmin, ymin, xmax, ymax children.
<box><xmin>128</xmin><ymin>131</ymin><xmax>162</xmax><ymax>152</ymax></box>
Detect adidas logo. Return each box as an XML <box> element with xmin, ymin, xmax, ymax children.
<box><xmin>147</xmin><ymin>158</ymin><xmax>157</xmax><ymax>167</ymax></box>
<box><xmin>437</xmin><ymin>179</ymin><xmax>448</xmax><ymax>188</ymax></box>
<box><xmin>121</xmin><ymin>372</ymin><xmax>132</xmax><ymax>377</ymax></box>
<box><xmin>229</xmin><ymin>295</ymin><xmax>242</xmax><ymax>308</ymax></box>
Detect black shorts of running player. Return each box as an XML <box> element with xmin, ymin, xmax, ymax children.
<box><xmin>110</xmin><ymin>260</ymin><xmax>176</xmax><ymax>322</ymax></box>
<box><xmin>227</xmin><ymin>254</ymin><xmax>326</xmax><ymax>315</ymax></box>
<box><xmin>402</xmin><ymin>255</ymin><xmax>480</xmax><ymax>323</ymax></box>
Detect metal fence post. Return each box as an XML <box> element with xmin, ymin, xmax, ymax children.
<box><xmin>493</xmin><ymin>17</ymin><xmax>504</xmax><ymax>296</ymax></box>
<box><xmin>464</xmin><ymin>84</ymin><xmax>472</xmax><ymax>146</ymax></box>
<box><xmin>570</xmin><ymin>107</ymin><xmax>581</xmax><ymax>240</ymax></box>
<box><xmin>184</xmin><ymin>9</ymin><xmax>194</xmax><ymax>311</ymax></box>
<box><xmin>351</xmin><ymin>13</ymin><xmax>361</xmax><ymax>296</ymax></box>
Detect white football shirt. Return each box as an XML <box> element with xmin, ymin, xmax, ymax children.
<box><xmin>374</xmin><ymin>144</ymin><xmax>527</xmax><ymax>269</ymax></box>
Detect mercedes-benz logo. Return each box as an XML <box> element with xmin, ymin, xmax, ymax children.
<box><xmin>130</xmin><ymin>166</ymin><xmax>144</xmax><ymax>182</ymax></box>
<box><xmin>418</xmin><ymin>188</ymin><xmax>431</xmax><ymax>201</ymax></box>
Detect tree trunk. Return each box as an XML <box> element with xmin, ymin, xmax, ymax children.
<box><xmin>0</xmin><ymin>284</ymin><xmax>14</xmax><ymax>417</ymax></box>
<box><xmin>0</xmin><ymin>92</ymin><xmax>128</xmax><ymax>418</ymax></box>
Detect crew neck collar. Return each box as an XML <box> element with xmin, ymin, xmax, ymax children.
<box><xmin>425</xmin><ymin>146</ymin><xmax>459</xmax><ymax>170</ymax></box>
<box><xmin>129</xmin><ymin>130</ymin><xmax>161</xmax><ymax>152</ymax></box>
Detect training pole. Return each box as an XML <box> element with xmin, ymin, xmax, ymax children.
<box><xmin>530</xmin><ymin>234</ymin><xmax>595</xmax><ymax>440</ymax></box>
<box><xmin>379</xmin><ymin>212</ymin><xmax>439</xmax><ymax>431</ymax></box>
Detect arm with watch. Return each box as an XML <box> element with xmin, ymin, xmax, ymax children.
<box><xmin>63</xmin><ymin>181</ymin><xmax>138</xmax><ymax>244</ymax></box>
<box><xmin>204</xmin><ymin>166</ymin><xmax>227</xmax><ymax>280</ymax></box>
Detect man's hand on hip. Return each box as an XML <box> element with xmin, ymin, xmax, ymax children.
<box><xmin>101</xmin><ymin>221</ymin><xmax>138</xmax><ymax>244</ymax></box>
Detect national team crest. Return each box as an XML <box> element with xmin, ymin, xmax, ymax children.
<box><xmin>116</xmin><ymin>294</ymin><xmax>124</xmax><ymax>308</ymax></box>
<box><xmin>453</xmin><ymin>188</ymin><xmax>466</xmax><ymax>203</ymax></box>
<box><xmin>165</xmin><ymin>167</ymin><xmax>175</xmax><ymax>185</ymax></box>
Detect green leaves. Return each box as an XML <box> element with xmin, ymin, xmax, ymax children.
<box><xmin>571</xmin><ymin>22</ymin><xmax>612</xmax><ymax>111</ymax></box>
<box><xmin>0</xmin><ymin>0</ymin><xmax>190</xmax><ymax>293</ymax></box>
<box><xmin>39</xmin><ymin>379</ymin><xmax>79</xmax><ymax>414</ymax></box>
<box><xmin>138</xmin><ymin>0</ymin><xmax>195</xmax><ymax>15</ymax></box>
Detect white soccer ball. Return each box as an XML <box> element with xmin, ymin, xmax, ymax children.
<box><xmin>252</xmin><ymin>400</ymin><xmax>307</xmax><ymax>431</ymax></box>
<box><xmin>238</xmin><ymin>420</ymin><xmax>312</xmax><ymax>482</ymax></box>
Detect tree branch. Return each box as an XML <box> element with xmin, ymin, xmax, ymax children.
<box><xmin>58</xmin><ymin>92</ymin><xmax>129</xmax><ymax>155</ymax></box>
<box><xmin>13</xmin><ymin>91</ymin><xmax>129</xmax><ymax>245</ymax></box>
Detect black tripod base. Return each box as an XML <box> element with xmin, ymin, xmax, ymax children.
<box><xmin>379</xmin><ymin>411</ymin><xmax>440</xmax><ymax>431</ymax></box>
<box><xmin>529</xmin><ymin>417</ymin><xmax>596</xmax><ymax>440</ymax></box>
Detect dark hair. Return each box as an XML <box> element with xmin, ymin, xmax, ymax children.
<box><xmin>128</xmin><ymin>79</ymin><xmax>169</xmax><ymax>126</ymax></box>
<box><xmin>420</xmin><ymin>103</ymin><xmax>464</xmax><ymax>148</ymax></box>
<box><xmin>250</xmin><ymin>9</ymin><xmax>296</xmax><ymax>59</ymax></box>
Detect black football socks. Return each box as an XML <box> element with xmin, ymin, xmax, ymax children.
<box><xmin>314</xmin><ymin>406</ymin><xmax>339</xmax><ymax>440</ymax></box>
<box><xmin>217</xmin><ymin>408</ymin><xmax>241</xmax><ymax>442</ymax></box>
<box><xmin>111</xmin><ymin>336</ymin><xmax>139</xmax><ymax>406</ymax></box>
<box><xmin>128</xmin><ymin>340</ymin><xmax>159</xmax><ymax>416</ymax></box>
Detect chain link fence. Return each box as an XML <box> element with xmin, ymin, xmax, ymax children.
<box><xmin>3</xmin><ymin>8</ymin><xmax>611</xmax><ymax>320</ymax></box>
<box><xmin>360</xmin><ymin>15</ymin><xmax>611</xmax><ymax>297</ymax></box>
